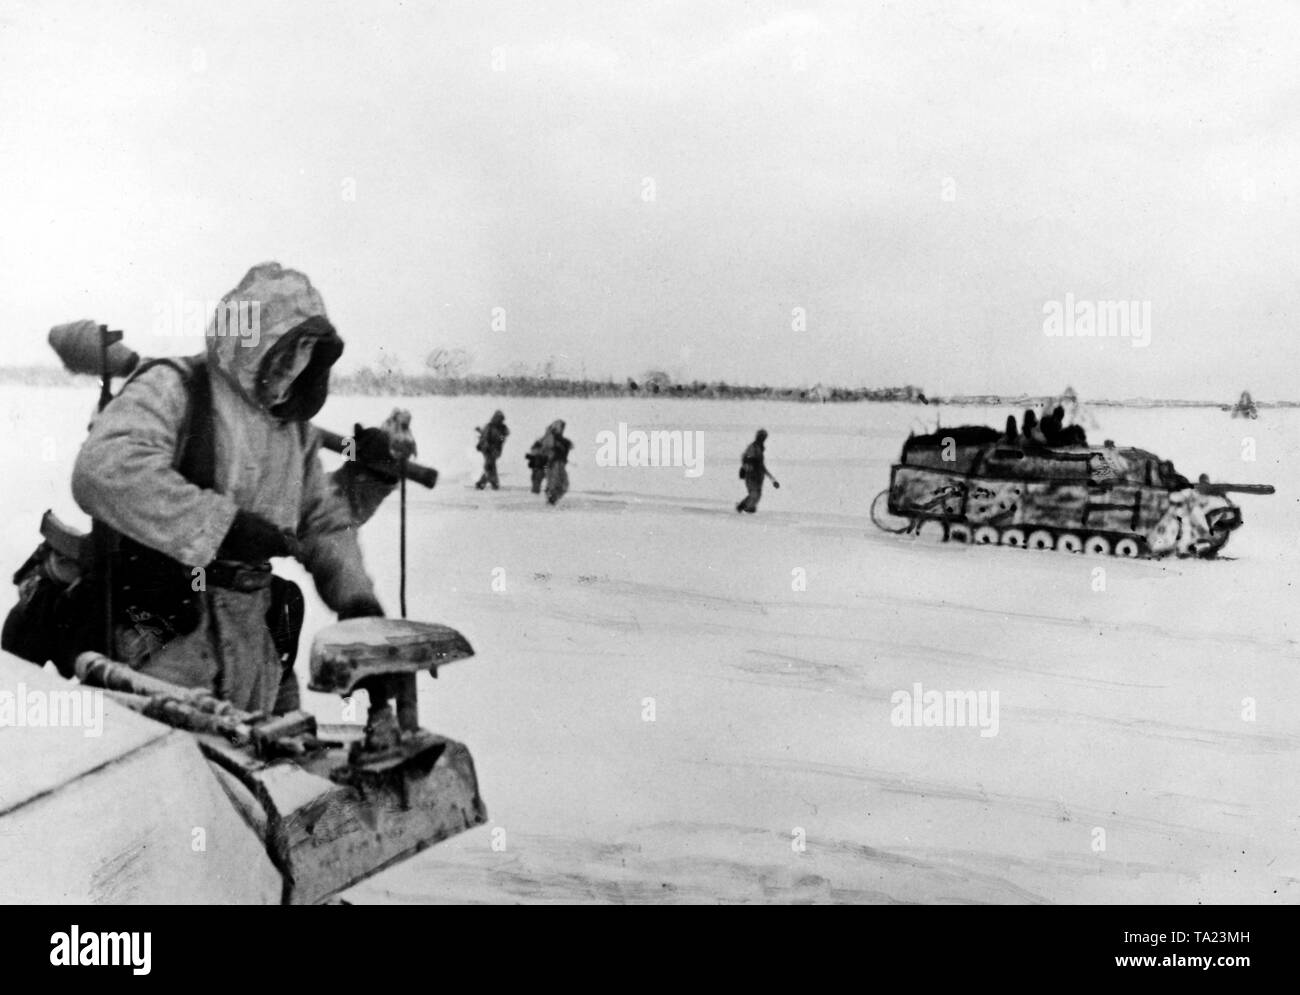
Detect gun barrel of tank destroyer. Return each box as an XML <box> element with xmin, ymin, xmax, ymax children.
<box><xmin>79</xmin><ymin>652</ymin><xmax>257</xmax><ymax>728</ymax></box>
<box><xmin>76</xmin><ymin>652</ymin><xmax>334</xmax><ymax>757</ymax></box>
<box><xmin>1195</xmin><ymin>481</ymin><xmax>1276</xmax><ymax>497</ymax></box>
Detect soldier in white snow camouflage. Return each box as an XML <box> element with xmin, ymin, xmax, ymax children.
<box><xmin>72</xmin><ymin>262</ymin><xmax>403</xmax><ymax>714</ymax></box>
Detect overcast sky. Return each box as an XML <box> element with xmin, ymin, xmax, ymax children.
<box><xmin>2</xmin><ymin>0</ymin><xmax>1297</xmax><ymax>399</ymax></box>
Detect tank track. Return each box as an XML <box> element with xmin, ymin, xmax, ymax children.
<box><xmin>935</xmin><ymin>519</ymin><xmax>1148</xmax><ymax>557</ymax></box>
<box><xmin>870</xmin><ymin>490</ymin><xmax>1150</xmax><ymax>557</ymax></box>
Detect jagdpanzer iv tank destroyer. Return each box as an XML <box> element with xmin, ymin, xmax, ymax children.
<box><xmin>871</xmin><ymin>415</ymin><xmax>1273</xmax><ymax>558</ymax></box>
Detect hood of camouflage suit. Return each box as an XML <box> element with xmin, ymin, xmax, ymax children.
<box><xmin>206</xmin><ymin>262</ymin><xmax>343</xmax><ymax>421</ymax></box>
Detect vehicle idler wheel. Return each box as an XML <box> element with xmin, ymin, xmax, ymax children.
<box><xmin>870</xmin><ymin>490</ymin><xmax>912</xmax><ymax>534</ymax></box>
<box><xmin>948</xmin><ymin>523</ymin><xmax>971</xmax><ymax>544</ymax></box>
<box><xmin>1083</xmin><ymin>536</ymin><xmax>1112</xmax><ymax>556</ymax></box>
<box><xmin>1113</xmin><ymin>537</ymin><xmax>1141</xmax><ymax>558</ymax></box>
<box><xmin>1001</xmin><ymin>528</ymin><xmax>1026</xmax><ymax>549</ymax></box>
<box><xmin>1056</xmin><ymin>533</ymin><xmax>1083</xmax><ymax>553</ymax></box>
<box><xmin>973</xmin><ymin>525</ymin><xmax>1000</xmax><ymax>545</ymax></box>
<box><xmin>1026</xmin><ymin>529</ymin><xmax>1054</xmax><ymax>550</ymax></box>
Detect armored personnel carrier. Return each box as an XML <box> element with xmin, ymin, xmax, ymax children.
<box><xmin>871</xmin><ymin>418</ymin><xmax>1273</xmax><ymax>558</ymax></box>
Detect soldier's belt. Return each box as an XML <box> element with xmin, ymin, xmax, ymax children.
<box><xmin>207</xmin><ymin>560</ymin><xmax>274</xmax><ymax>592</ymax></box>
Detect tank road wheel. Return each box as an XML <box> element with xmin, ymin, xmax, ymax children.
<box><xmin>1083</xmin><ymin>535</ymin><xmax>1112</xmax><ymax>556</ymax></box>
<box><xmin>1001</xmin><ymin>528</ymin><xmax>1027</xmax><ymax>549</ymax></box>
<box><xmin>1056</xmin><ymin>533</ymin><xmax>1083</xmax><ymax>553</ymax></box>
<box><xmin>915</xmin><ymin>518</ymin><xmax>948</xmax><ymax>542</ymax></box>
<box><xmin>909</xmin><ymin>515</ymin><xmax>941</xmax><ymax>538</ymax></box>
<box><xmin>870</xmin><ymin>490</ymin><xmax>912</xmax><ymax>534</ymax></box>
<box><xmin>973</xmin><ymin>525</ymin><xmax>1000</xmax><ymax>546</ymax></box>
<box><xmin>948</xmin><ymin>523</ymin><xmax>972</xmax><ymax>544</ymax></box>
<box><xmin>1113</xmin><ymin>537</ymin><xmax>1142</xmax><ymax>558</ymax></box>
<box><xmin>1026</xmin><ymin>530</ymin><xmax>1054</xmax><ymax>551</ymax></box>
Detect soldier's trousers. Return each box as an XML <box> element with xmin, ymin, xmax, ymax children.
<box><xmin>736</xmin><ymin>478</ymin><xmax>763</xmax><ymax>513</ymax></box>
<box><xmin>116</xmin><ymin>586</ymin><xmax>283</xmax><ymax>715</ymax></box>
<box><xmin>115</xmin><ymin>576</ymin><xmax>305</xmax><ymax>716</ymax></box>
<box><xmin>476</xmin><ymin>455</ymin><xmax>500</xmax><ymax>490</ymax></box>
<box><xmin>530</xmin><ymin>465</ymin><xmax>546</xmax><ymax>493</ymax></box>
<box><xmin>546</xmin><ymin>462</ymin><xmax>569</xmax><ymax>504</ymax></box>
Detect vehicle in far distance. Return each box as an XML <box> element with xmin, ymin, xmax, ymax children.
<box><xmin>1226</xmin><ymin>390</ymin><xmax>1259</xmax><ymax>419</ymax></box>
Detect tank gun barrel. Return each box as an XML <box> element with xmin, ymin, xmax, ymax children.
<box><xmin>76</xmin><ymin>652</ymin><xmax>258</xmax><ymax>741</ymax></box>
<box><xmin>74</xmin><ymin>652</ymin><xmax>330</xmax><ymax>756</ymax></box>
<box><xmin>1195</xmin><ymin>481</ymin><xmax>1275</xmax><ymax>497</ymax></box>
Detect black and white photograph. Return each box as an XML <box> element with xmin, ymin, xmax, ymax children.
<box><xmin>0</xmin><ymin>0</ymin><xmax>1292</xmax><ymax>936</ymax></box>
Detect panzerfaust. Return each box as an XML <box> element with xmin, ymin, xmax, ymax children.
<box><xmin>871</xmin><ymin>418</ymin><xmax>1274</xmax><ymax>558</ymax></box>
<box><xmin>75</xmin><ymin>618</ymin><xmax>486</xmax><ymax>905</ymax></box>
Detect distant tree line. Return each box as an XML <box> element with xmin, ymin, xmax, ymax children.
<box><xmin>330</xmin><ymin>367</ymin><xmax>931</xmax><ymax>403</ymax></box>
<box><xmin>0</xmin><ymin>364</ymin><xmax>1290</xmax><ymax>408</ymax></box>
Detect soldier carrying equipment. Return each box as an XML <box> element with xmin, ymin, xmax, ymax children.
<box><xmin>736</xmin><ymin>429</ymin><xmax>779</xmax><ymax>513</ymax></box>
<box><xmin>474</xmin><ymin>410</ymin><xmax>509</xmax><ymax>490</ymax></box>
<box><xmin>3</xmin><ymin>264</ymin><xmax>435</xmax><ymax>714</ymax></box>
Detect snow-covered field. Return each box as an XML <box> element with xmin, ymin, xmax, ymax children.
<box><xmin>3</xmin><ymin>387</ymin><xmax>1297</xmax><ymax>904</ymax></box>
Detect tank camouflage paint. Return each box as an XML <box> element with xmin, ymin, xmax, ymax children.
<box><xmin>872</xmin><ymin>424</ymin><xmax>1272</xmax><ymax>558</ymax></box>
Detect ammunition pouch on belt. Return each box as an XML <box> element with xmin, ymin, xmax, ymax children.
<box><xmin>114</xmin><ymin>534</ymin><xmax>204</xmax><ymax>641</ymax></box>
<box><xmin>267</xmin><ymin>574</ymin><xmax>306</xmax><ymax>669</ymax></box>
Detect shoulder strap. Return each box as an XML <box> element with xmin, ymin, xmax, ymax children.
<box><xmin>116</xmin><ymin>357</ymin><xmax>215</xmax><ymax>490</ymax></box>
<box><xmin>179</xmin><ymin>360</ymin><xmax>215</xmax><ymax>490</ymax></box>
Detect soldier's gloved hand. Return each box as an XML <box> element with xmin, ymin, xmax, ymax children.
<box><xmin>350</xmin><ymin>410</ymin><xmax>416</xmax><ymax>484</ymax></box>
<box><xmin>221</xmin><ymin>509</ymin><xmax>301</xmax><ymax>562</ymax></box>
<box><xmin>351</xmin><ymin>424</ymin><xmax>401</xmax><ymax>483</ymax></box>
<box><xmin>338</xmin><ymin>596</ymin><xmax>385</xmax><ymax>621</ymax></box>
